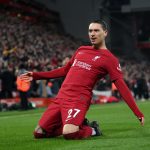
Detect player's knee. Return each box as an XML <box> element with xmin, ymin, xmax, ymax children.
<box><xmin>33</xmin><ymin>125</ymin><xmax>46</xmax><ymax>139</ymax></box>
<box><xmin>63</xmin><ymin>125</ymin><xmax>80</xmax><ymax>140</ymax></box>
<box><xmin>33</xmin><ymin>131</ymin><xmax>45</xmax><ymax>139</ymax></box>
<box><xmin>62</xmin><ymin>124</ymin><xmax>79</xmax><ymax>135</ymax></box>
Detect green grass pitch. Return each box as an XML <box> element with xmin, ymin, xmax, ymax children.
<box><xmin>0</xmin><ymin>100</ymin><xmax>150</xmax><ymax>150</ymax></box>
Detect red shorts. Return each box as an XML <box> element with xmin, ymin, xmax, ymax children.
<box><xmin>39</xmin><ymin>98</ymin><xmax>90</xmax><ymax>133</ymax></box>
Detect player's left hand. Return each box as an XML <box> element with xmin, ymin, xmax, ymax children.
<box><xmin>138</xmin><ymin>117</ymin><xmax>144</xmax><ymax>126</ymax></box>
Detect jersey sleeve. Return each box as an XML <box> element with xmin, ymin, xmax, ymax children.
<box><xmin>114</xmin><ymin>79</ymin><xmax>144</xmax><ymax>118</ymax></box>
<box><xmin>104</xmin><ymin>55</ymin><xmax>123</xmax><ymax>81</ymax></box>
<box><xmin>32</xmin><ymin>50</ymin><xmax>78</xmax><ymax>80</ymax></box>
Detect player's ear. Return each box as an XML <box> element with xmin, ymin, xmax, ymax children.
<box><xmin>104</xmin><ymin>30</ymin><xmax>108</xmax><ymax>37</ymax></box>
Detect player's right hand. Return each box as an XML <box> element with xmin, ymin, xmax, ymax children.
<box><xmin>19</xmin><ymin>71</ymin><xmax>33</xmax><ymax>82</ymax></box>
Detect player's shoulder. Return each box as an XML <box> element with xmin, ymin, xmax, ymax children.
<box><xmin>102</xmin><ymin>50</ymin><xmax>120</xmax><ymax>65</ymax></box>
<box><xmin>77</xmin><ymin>45</ymin><xmax>93</xmax><ymax>51</ymax></box>
<box><xmin>103</xmin><ymin>49</ymin><xmax>118</xmax><ymax>60</ymax></box>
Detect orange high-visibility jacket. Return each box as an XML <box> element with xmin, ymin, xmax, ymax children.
<box><xmin>16</xmin><ymin>77</ymin><xmax>30</xmax><ymax>92</ymax></box>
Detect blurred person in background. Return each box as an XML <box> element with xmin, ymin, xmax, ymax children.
<box><xmin>45</xmin><ymin>80</ymin><xmax>54</xmax><ymax>97</ymax></box>
<box><xmin>16</xmin><ymin>64</ymin><xmax>30</xmax><ymax>110</ymax></box>
<box><xmin>0</xmin><ymin>65</ymin><xmax>16</xmax><ymax>98</ymax></box>
<box><xmin>137</xmin><ymin>74</ymin><xmax>149</xmax><ymax>100</ymax></box>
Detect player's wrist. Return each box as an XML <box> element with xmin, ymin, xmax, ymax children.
<box><xmin>136</xmin><ymin>112</ymin><xmax>144</xmax><ymax>119</ymax></box>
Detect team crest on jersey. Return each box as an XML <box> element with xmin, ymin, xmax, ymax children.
<box><xmin>92</xmin><ymin>56</ymin><xmax>101</xmax><ymax>61</ymax></box>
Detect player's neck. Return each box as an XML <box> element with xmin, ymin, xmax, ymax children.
<box><xmin>92</xmin><ymin>43</ymin><xmax>107</xmax><ymax>50</ymax></box>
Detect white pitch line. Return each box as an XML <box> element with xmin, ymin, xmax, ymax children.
<box><xmin>0</xmin><ymin>112</ymin><xmax>41</xmax><ymax>119</ymax></box>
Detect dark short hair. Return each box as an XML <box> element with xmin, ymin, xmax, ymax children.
<box><xmin>90</xmin><ymin>20</ymin><xmax>108</xmax><ymax>31</ymax></box>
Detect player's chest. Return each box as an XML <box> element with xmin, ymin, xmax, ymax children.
<box><xmin>74</xmin><ymin>50</ymin><xmax>104</xmax><ymax>69</ymax></box>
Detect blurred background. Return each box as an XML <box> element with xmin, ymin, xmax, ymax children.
<box><xmin>0</xmin><ymin>0</ymin><xmax>149</xmax><ymax>110</ymax></box>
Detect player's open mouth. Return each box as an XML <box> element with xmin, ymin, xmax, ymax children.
<box><xmin>91</xmin><ymin>38</ymin><xmax>96</xmax><ymax>42</ymax></box>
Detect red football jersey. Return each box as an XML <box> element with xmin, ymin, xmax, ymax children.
<box><xmin>56</xmin><ymin>46</ymin><xmax>123</xmax><ymax>101</ymax></box>
<box><xmin>33</xmin><ymin>46</ymin><xmax>144</xmax><ymax>119</ymax></box>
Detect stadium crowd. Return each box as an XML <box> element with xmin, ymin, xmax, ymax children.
<box><xmin>0</xmin><ymin>10</ymin><xmax>149</xmax><ymax>101</ymax></box>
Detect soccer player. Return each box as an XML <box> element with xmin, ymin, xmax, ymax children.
<box><xmin>20</xmin><ymin>20</ymin><xmax>144</xmax><ymax>140</ymax></box>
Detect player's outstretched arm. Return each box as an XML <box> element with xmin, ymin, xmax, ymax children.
<box><xmin>114</xmin><ymin>79</ymin><xmax>145</xmax><ymax>126</ymax></box>
<box><xmin>31</xmin><ymin>66</ymin><xmax>68</xmax><ymax>80</ymax></box>
<box><xmin>19</xmin><ymin>50</ymin><xmax>77</xmax><ymax>81</ymax></box>
<box><xmin>19</xmin><ymin>63</ymin><xmax>71</xmax><ymax>81</ymax></box>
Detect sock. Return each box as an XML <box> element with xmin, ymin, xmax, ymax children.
<box><xmin>91</xmin><ymin>128</ymin><xmax>96</xmax><ymax>136</ymax></box>
<box><xmin>63</xmin><ymin>125</ymin><xmax>92</xmax><ymax>140</ymax></box>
